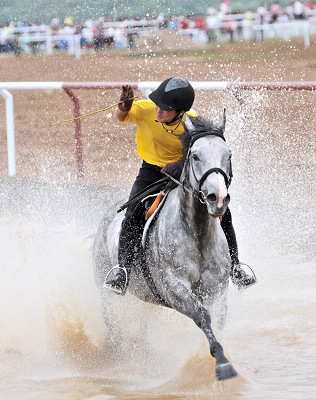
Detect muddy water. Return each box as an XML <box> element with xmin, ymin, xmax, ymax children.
<box><xmin>0</xmin><ymin>177</ymin><xmax>314</xmax><ymax>400</ymax></box>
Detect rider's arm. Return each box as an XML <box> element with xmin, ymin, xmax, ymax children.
<box><xmin>115</xmin><ymin>107</ymin><xmax>129</xmax><ymax>121</ymax></box>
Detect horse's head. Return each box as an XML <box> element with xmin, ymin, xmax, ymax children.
<box><xmin>179</xmin><ymin>111</ymin><xmax>232</xmax><ymax>217</ymax></box>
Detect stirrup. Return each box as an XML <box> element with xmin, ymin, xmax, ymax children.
<box><xmin>231</xmin><ymin>262</ymin><xmax>257</xmax><ymax>289</ymax></box>
<box><xmin>103</xmin><ymin>264</ymin><xmax>128</xmax><ymax>295</ymax></box>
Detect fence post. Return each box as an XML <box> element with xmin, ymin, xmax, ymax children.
<box><xmin>0</xmin><ymin>89</ymin><xmax>16</xmax><ymax>176</ymax></box>
<box><xmin>46</xmin><ymin>34</ymin><xmax>53</xmax><ymax>55</ymax></box>
<box><xmin>75</xmin><ymin>35</ymin><xmax>81</xmax><ymax>59</ymax></box>
<box><xmin>63</xmin><ymin>87</ymin><xmax>84</xmax><ymax>179</ymax></box>
<box><xmin>303</xmin><ymin>22</ymin><xmax>310</xmax><ymax>48</ymax></box>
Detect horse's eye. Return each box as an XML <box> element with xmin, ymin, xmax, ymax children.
<box><xmin>192</xmin><ymin>154</ymin><xmax>200</xmax><ymax>161</ymax></box>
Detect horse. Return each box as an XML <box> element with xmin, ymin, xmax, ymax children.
<box><xmin>93</xmin><ymin>111</ymin><xmax>238</xmax><ymax>381</ymax></box>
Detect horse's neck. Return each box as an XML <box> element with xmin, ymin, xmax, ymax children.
<box><xmin>178</xmin><ymin>188</ymin><xmax>217</xmax><ymax>236</ymax></box>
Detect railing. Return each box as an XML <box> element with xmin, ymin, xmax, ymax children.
<box><xmin>17</xmin><ymin>34</ymin><xmax>82</xmax><ymax>58</ymax></box>
<box><xmin>1</xmin><ymin>81</ymin><xmax>315</xmax><ymax>179</ymax></box>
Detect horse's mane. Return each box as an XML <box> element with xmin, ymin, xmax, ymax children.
<box><xmin>168</xmin><ymin>115</ymin><xmax>223</xmax><ymax>183</ymax></box>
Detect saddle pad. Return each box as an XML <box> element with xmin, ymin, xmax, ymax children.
<box><xmin>142</xmin><ymin>191</ymin><xmax>169</xmax><ymax>248</ymax></box>
<box><xmin>145</xmin><ymin>190</ymin><xmax>164</xmax><ymax>220</ymax></box>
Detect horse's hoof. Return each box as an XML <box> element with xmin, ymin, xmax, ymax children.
<box><xmin>215</xmin><ymin>362</ymin><xmax>238</xmax><ymax>381</ymax></box>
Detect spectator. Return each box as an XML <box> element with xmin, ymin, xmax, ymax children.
<box><xmin>81</xmin><ymin>23</ymin><xmax>94</xmax><ymax>50</ymax></box>
<box><xmin>206</xmin><ymin>12</ymin><xmax>219</xmax><ymax>41</ymax></box>
<box><xmin>207</xmin><ymin>6</ymin><xmax>217</xmax><ymax>16</ymax></box>
<box><xmin>257</xmin><ymin>3</ymin><xmax>268</xmax><ymax>24</ymax></box>
<box><xmin>285</xmin><ymin>4</ymin><xmax>294</xmax><ymax>19</ymax></box>
<box><xmin>50</xmin><ymin>17</ymin><xmax>60</xmax><ymax>34</ymax></box>
<box><xmin>220</xmin><ymin>0</ymin><xmax>231</xmax><ymax>15</ymax></box>
<box><xmin>0</xmin><ymin>23</ymin><xmax>9</xmax><ymax>53</ymax></box>
<box><xmin>93</xmin><ymin>18</ymin><xmax>104</xmax><ymax>51</ymax></box>
<box><xmin>194</xmin><ymin>14</ymin><xmax>206</xmax><ymax>30</ymax></box>
<box><xmin>305</xmin><ymin>1</ymin><xmax>315</xmax><ymax>10</ymax></box>
<box><xmin>167</xmin><ymin>17</ymin><xmax>177</xmax><ymax>29</ymax></box>
<box><xmin>64</xmin><ymin>17</ymin><xmax>73</xmax><ymax>26</ymax></box>
<box><xmin>256</xmin><ymin>5</ymin><xmax>266</xmax><ymax>41</ymax></box>
<box><xmin>179</xmin><ymin>15</ymin><xmax>189</xmax><ymax>29</ymax></box>
<box><xmin>270</xmin><ymin>1</ymin><xmax>282</xmax><ymax>22</ymax></box>
<box><xmin>293</xmin><ymin>0</ymin><xmax>306</xmax><ymax>19</ymax></box>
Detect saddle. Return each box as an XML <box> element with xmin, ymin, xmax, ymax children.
<box><xmin>127</xmin><ymin>182</ymin><xmax>171</xmax><ymax>247</ymax></box>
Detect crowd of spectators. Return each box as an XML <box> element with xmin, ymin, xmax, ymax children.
<box><xmin>0</xmin><ymin>0</ymin><xmax>315</xmax><ymax>55</ymax></box>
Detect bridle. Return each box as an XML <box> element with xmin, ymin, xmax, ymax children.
<box><xmin>162</xmin><ymin>132</ymin><xmax>233</xmax><ymax>205</ymax></box>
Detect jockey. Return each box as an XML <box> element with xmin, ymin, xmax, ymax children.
<box><xmin>105</xmin><ymin>77</ymin><xmax>257</xmax><ymax>294</ymax></box>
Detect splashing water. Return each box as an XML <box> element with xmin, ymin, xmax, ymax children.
<box><xmin>0</xmin><ymin>85</ymin><xmax>315</xmax><ymax>400</ymax></box>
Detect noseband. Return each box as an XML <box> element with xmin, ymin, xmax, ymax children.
<box><xmin>180</xmin><ymin>132</ymin><xmax>233</xmax><ymax>204</ymax></box>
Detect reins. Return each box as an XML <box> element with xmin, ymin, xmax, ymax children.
<box><xmin>160</xmin><ymin>167</ymin><xmax>204</xmax><ymax>201</ymax></box>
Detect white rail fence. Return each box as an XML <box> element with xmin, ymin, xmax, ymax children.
<box><xmin>1</xmin><ymin>81</ymin><xmax>316</xmax><ymax>178</ymax></box>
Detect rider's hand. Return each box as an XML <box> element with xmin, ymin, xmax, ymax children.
<box><xmin>118</xmin><ymin>85</ymin><xmax>134</xmax><ymax>112</ymax></box>
<box><xmin>163</xmin><ymin>161</ymin><xmax>178</xmax><ymax>174</ymax></box>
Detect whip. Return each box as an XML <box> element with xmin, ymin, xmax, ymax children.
<box><xmin>49</xmin><ymin>96</ymin><xmax>137</xmax><ymax>126</ymax></box>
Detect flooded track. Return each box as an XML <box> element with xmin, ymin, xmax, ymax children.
<box><xmin>0</xmin><ymin>174</ymin><xmax>315</xmax><ymax>399</ymax></box>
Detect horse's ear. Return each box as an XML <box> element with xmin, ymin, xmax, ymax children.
<box><xmin>217</xmin><ymin>108</ymin><xmax>226</xmax><ymax>134</ymax></box>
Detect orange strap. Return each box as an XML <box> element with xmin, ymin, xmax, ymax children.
<box><xmin>145</xmin><ymin>191</ymin><xmax>164</xmax><ymax>220</ymax></box>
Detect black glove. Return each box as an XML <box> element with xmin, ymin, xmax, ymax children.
<box><xmin>118</xmin><ymin>85</ymin><xmax>134</xmax><ymax>112</ymax></box>
<box><xmin>162</xmin><ymin>161</ymin><xmax>178</xmax><ymax>174</ymax></box>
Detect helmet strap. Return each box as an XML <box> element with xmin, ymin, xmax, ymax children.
<box><xmin>163</xmin><ymin>111</ymin><xmax>183</xmax><ymax>126</ymax></box>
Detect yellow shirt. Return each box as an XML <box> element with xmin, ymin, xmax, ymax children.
<box><xmin>120</xmin><ymin>100</ymin><xmax>196</xmax><ymax>167</ymax></box>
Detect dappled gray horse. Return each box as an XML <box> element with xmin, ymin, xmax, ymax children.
<box><xmin>93</xmin><ymin>113</ymin><xmax>238</xmax><ymax>381</ymax></box>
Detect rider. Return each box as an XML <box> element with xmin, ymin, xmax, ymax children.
<box><xmin>105</xmin><ymin>77</ymin><xmax>256</xmax><ymax>294</ymax></box>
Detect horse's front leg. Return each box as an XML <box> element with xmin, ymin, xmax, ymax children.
<box><xmin>164</xmin><ymin>282</ymin><xmax>238</xmax><ymax>381</ymax></box>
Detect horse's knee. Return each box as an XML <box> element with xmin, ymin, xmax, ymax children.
<box><xmin>192</xmin><ymin>305</ymin><xmax>211</xmax><ymax>329</ymax></box>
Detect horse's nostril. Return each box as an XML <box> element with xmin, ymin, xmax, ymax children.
<box><xmin>225</xmin><ymin>193</ymin><xmax>231</xmax><ymax>204</ymax></box>
<box><xmin>207</xmin><ymin>193</ymin><xmax>217</xmax><ymax>202</ymax></box>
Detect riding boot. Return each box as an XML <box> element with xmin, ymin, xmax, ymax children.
<box><xmin>221</xmin><ymin>208</ymin><xmax>257</xmax><ymax>289</ymax></box>
<box><xmin>105</xmin><ymin>215</ymin><xmax>142</xmax><ymax>295</ymax></box>
<box><xmin>230</xmin><ymin>262</ymin><xmax>257</xmax><ymax>289</ymax></box>
<box><xmin>104</xmin><ymin>265</ymin><xmax>130</xmax><ymax>294</ymax></box>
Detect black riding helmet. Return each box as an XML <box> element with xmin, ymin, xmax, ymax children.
<box><xmin>149</xmin><ymin>77</ymin><xmax>195</xmax><ymax>112</ymax></box>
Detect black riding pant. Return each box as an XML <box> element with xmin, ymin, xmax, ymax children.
<box><xmin>118</xmin><ymin>161</ymin><xmax>164</xmax><ymax>271</ymax></box>
<box><xmin>125</xmin><ymin>161</ymin><xmax>164</xmax><ymax>218</ymax></box>
<box><xmin>118</xmin><ymin>160</ymin><xmax>239</xmax><ymax>270</ymax></box>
